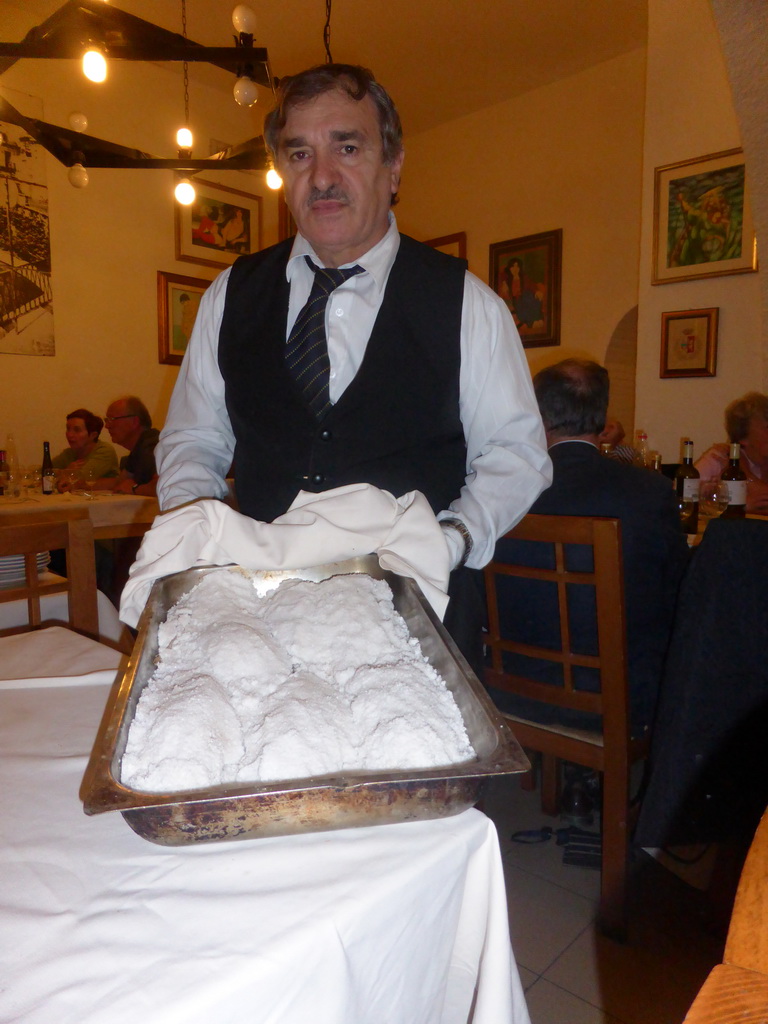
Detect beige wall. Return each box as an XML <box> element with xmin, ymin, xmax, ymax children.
<box><xmin>397</xmin><ymin>48</ymin><xmax>647</xmax><ymax>433</ymax></box>
<box><xmin>1</xmin><ymin>62</ymin><xmax>279</xmax><ymax>465</ymax></box>
<box><xmin>634</xmin><ymin>0</ymin><xmax>764</xmax><ymax>462</ymax></box>
<box><xmin>3</xmin><ymin>4</ymin><xmax>762</xmax><ymax>469</ymax></box>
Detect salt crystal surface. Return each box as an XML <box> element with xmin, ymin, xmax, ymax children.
<box><xmin>121</xmin><ymin>571</ymin><xmax>476</xmax><ymax>792</ymax></box>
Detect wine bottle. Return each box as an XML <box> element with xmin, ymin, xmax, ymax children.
<box><xmin>41</xmin><ymin>441</ymin><xmax>55</xmax><ymax>495</ymax></box>
<box><xmin>675</xmin><ymin>440</ymin><xmax>699</xmax><ymax>534</ymax></box>
<box><xmin>720</xmin><ymin>442</ymin><xmax>747</xmax><ymax>518</ymax></box>
<box><xmin>633</xmin><ymin>430</ymin><xmax>650</xmax><ymax>468</ymax></box>
<box><xmin>0</xmin><ymin>449</ymin><xmax>8</xmax><ymax>496</ymax></box>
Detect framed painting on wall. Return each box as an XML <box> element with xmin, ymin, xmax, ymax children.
<box><xmin>157</xmin><ymin>271</ymin><xmax>210</xmax><ymax>366</ymax></box>
<box><xmin>175</xmin><ymin>179</ymin><xmax>262</xmax><ymax>268</ymax></box>
<box><xmin>489</xmin><ymin>229</ymin><xmax>562</xmax><ymax>348</ymax></box>
<box><xmin>660</xmin><ymin>307</ymin><xmax>718</xmax><ymax>378</ymax></box>
<box><xmin>425</xmin><ymin>232</ymin><xmax>467</xmax><ymax>259</ymax></box>
<box><xmin>652</xmin><ymin>149</ymin><xmax>757</xmax><ymax>284</ymax></box>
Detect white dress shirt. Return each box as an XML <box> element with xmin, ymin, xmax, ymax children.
<box><xmin>156</xmin><ymin>214</ymin><xmax>551</xmax><ymax>569</ymax></box>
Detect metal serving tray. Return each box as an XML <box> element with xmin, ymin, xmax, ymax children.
<box><xmin>80</xmin><ymin>556</ymin><xmax>529</xmax><ymax>845</ymax></box>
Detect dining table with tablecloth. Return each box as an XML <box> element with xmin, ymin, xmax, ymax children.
<box><xmin>0</xmin><ymin>491</ymin><xmax>159</xmax><ymax>539</ymax></box>
<box><xmin>0</xmin><ymin>648</ymin><xmax>530</xmax><ymax>1024</ymax></box>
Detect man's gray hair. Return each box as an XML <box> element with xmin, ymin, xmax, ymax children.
<box><xmin>725</xmin><ymin>391</ymin><xmax>768</xmax><ymax>443</ymax></box>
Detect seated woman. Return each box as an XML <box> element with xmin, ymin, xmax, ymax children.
<box><xmin>695</xmin><ymin>392</ymin><xmax>768</xmax><ymax>514</ymax></box>
<box><xmin>52</xmin><ymin>408</ymin><xmax>118</xmax><ymax>491</ymax></box>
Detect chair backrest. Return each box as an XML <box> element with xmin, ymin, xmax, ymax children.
<box><xmin>0</xmin><ymin>507</ymin><xmax>99</xmax><ymax>639</ymax></box>
<box><xmin>484</xmin><ymin>513</ymin><xmax>630</xmax><ymax>741</ymax></box>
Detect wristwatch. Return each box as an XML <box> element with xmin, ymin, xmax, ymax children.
<box><xmin>441</xmin><ymin>517</ymin><xmax>473</xmax><ymax>568</ymax></box>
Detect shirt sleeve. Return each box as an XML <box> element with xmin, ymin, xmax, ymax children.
<box><xmin>155</xmin><ymin>271</ymin><xmax>235</xmax><ymax>511</ymax></box>
<box><xmin>83</xmin><ymin>441</ymin><xmax>119</xmax><ymax>479</ymax></box>
<box><xmin>437</xmin><ymin>272</ymin><xmax>552</xmax><ymax>569</ymax></box>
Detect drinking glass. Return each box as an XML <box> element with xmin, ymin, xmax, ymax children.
<box><xmin>79</xmin><ymin>467</ymin><xmax>98</xmax><ymax>500</ymax></box>
<box><xmin>700</xmin><ymin>480</ymin><xmax>730</xmax><ymax>518</ymax></box>
<box><xmin>57</xmin><ymin>467</ymin><xmax>77</xmax><ymax>493</ymax></box>
<box><xmin>22</xmin><ymin>466</ymin><xmax>41</xmax><ymax>497</ymax></box>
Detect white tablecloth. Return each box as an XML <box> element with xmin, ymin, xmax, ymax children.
<box><xmin>0</xmin><ymin>572</ymin><xmax>128</xmax><ymax>644</ymax></box>
<box><xmin>0</xmin><ymin>625</ymin><xmax>123</xmax><ymax>687</ymax></box>
<box><xmin>0</xmin><ymin>492</ymin><xmax>159</xmax><ymax>537</ymax></box>
<box><xmin>0</xmin><ymin>679</ymin><xmax>530</xmax><ymax>1024</ymax></box>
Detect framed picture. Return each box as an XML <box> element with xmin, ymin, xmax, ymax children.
<box><xmin>425</xmin><ymin>232</ymin><xmax>467</xmax><ymax>259</ymax></box>
<box><xmin>175</xmin><ymin>179</ymin><xmax>262</xmax><ymax>268</ymax></box>
<box><xmin>652</xmin><ymin>149</ymin><xmax>757</xmax><ymax>284</ymax></box>
<box><xmin>489</xmin><ymin>229</ymin><xmax>562</xmax><ymax>347</ymax></box>
<box><xmin>660</xmin><ymin>307</ymin><xmax>719</xmax><ymax>378</ymax></box>
<box><xmin>157</xmin><ymin>271</ymin><xmax>210</xmax><ymax>366</ymax></box>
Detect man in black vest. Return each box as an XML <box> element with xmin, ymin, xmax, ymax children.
<box><xmin>156</xmin><ymin>64</ymin><xmax>550</xmax><ymax>671</ymax></box>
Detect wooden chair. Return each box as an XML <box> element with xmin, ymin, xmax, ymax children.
<box><xmin>484</xmin><ymin>513</ymin><xmax>650</xmax><ymax>939</ymax></box>
<box><xmin>0</xmin><ymin>507</ymin><xmax>100</xmax><ymax>639</ymax></box>
<box><xmin>682</xmin><ymin>805</ymin><xmax>768</xmax><ymax>1022</ymax></box>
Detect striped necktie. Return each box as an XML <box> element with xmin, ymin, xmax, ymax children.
<box><xmin>286</xmin><ymin>256</ymin><xmax>364</xmax><ymax>417</ymax></box>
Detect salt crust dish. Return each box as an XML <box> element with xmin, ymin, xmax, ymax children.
<box><xmin>80</xmin><ymin>558</ymin><xmax>528</xmax><ymax>846</ymax></box>
<box><xmin>121</xmin><ymin>572</ymin><xmax>476</xmax><ymax>792</ymax></box>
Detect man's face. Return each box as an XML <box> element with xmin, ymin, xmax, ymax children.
<box><xmin>105</xmin><ymin>401</ymin><xmax>137</xmax><ymax>450</ymax></box>
<box><xmin>276</xmin><ymin>88</ymin><xmax>403</xmax><ymax>268</ymax></box>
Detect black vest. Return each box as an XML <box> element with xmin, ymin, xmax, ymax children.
<box><xmin>218</xmin><ymin>233</ymin><xmax>467</xmax><ymax>523</ymax></box>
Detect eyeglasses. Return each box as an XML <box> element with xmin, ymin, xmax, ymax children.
<box><xmin>104</xmin><ymin>414</ymin><xmax>135</xmax><ymax>424</ymax></box>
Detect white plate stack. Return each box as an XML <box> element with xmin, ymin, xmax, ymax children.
<box><xmin>0</xmin><ymin>553</ymin><xmax>51</xmax><ymax>589</ymax></box>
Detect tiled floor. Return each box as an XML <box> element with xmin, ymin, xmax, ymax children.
<box><xmin>482</xmin><ymin>775</ymin><xmax>726</xmax><ymax>1024</ymax></box>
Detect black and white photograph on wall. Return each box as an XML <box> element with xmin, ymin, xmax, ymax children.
<box><xmin>0</xmin><ymin>109</ymin><xmax>54</xmax><ymax>357</ymax></box>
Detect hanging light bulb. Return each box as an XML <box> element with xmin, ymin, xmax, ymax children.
<box><xmin>233</xmin><ymin>75</ymin><xmax>258</xmax><ymax>107</ymax></box>
<box><xmin>68</xmin><ymin>158</ymin><xmax>89</xmax><ymax>189</ymax></box>
<box><xmin>232</xmin><ymin>5</ymin><xmax>258</xmax><ymax>35</ymax></box>
<box><xmin>82</xmin><ymin>49</ymin><xmax>107</xmax><ymax>83</ymax></box>
<box><xmin>176</xmin><ymin>127</ymin><xmax>193</xmax><ymax>150</ymax></box>
<box><xmin>68</xmin><ymin>112</ymin><xmax>88</xmax><ymax>133</ymax></box>
<box><xmin>266</xmin><ymin>168</ymin><xmax>282</xmax><ymax>190</ymax></box>
<box><xmin>175</xmin><ymin>178</ymin><xmax>196</xmax><ymax>205</ymax></box>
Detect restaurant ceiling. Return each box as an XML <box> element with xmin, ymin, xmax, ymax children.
<box><xmin>0</xmin><ymin>0</ymin><xmax>648</xmax><ymax>138</ymax></box>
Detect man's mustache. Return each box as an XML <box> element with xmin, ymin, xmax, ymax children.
<box><xmin>307</xmin><ymin>186</ymin><xmax>350</xmax><ymax>205</ymax></box>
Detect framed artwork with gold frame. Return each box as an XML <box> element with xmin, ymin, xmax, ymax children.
<box><xmin>489</xmin><ymin>229</ymin><xmax>562</xmax><ymax>348</ymax></box>
<box><xmin>653</xmin><ymin>149</ymin><xmax>757</xmax><ymax>284</ymax></box>
<box><xmin>425</xmin><ymin>232</ymin><xmax>467</xmax><ymax>259</ymax></box>
<box><xmin>175</xmin><ymin>179</ymin><xmax>262</xmax><ymax>268</ymax></box>
<box><xmin>157</xmin><ymin>270</ymin><xmax>210</xmax><ymax>366</ymax></box>
<box><xmin>660</xmin><ymin>307</ymin><xmax>719</xmax><ymax>378</ymax></box>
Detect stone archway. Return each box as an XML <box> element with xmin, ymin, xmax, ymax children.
<box><xmin>604</xmin><ymin>305</ymin><xmax>638</xmax><ymax>440</ymax></box>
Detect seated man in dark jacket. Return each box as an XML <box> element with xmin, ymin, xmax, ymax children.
<box><xmin>486</xmin><ymin>359</ymin><xmax>689</xmax><ymax>736</ymax></box>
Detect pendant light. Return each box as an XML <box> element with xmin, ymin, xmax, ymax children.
<box><xmin>174</xmin><ymin>0</ymin><xmax>195</xmax><ymax>204</ymax></box>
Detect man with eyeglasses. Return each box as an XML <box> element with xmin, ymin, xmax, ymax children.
<box><xmin>96</xmin><ymin>395</ymin><xmax>159</xmax><ymax>497</ymax></box>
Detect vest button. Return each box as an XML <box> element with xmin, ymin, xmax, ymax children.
<box><xmin>311</xmin><ymin>473</ymin><xmax>325</xmax><ymax>485</ymax></box>
<box><xmin>319</xmin><ymin>429</ymin><xmax>332</xmax><ymax>441</ymax></box>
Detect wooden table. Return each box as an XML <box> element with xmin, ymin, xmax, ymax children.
<box><xmin>0</xmin><ymin>492</ymin><xmax>159</xmax><ymax>540</ymax></box>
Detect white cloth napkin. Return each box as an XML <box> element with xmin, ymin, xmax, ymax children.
<box><xmin>119</xmin><ymin>484</ymin><xmax>451</xmax><ymax>628</ymax></box>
